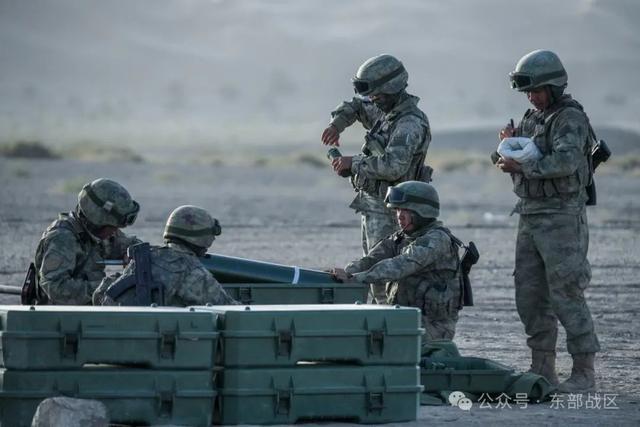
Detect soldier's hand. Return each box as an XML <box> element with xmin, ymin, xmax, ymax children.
<box><xmin>331</xmin><ymin>156</ymin><xmax>352</xmax><ymax>176</ymax></box>
<box><xmin>499</xmin><ymin>125</ymin><xmax>515</xmax><ymax>141</ymax></box>
<box><xmin>321</xmin><ymin>125</ymin><xmax>340</xmax><ymax>146</ymax></box>
<box><xmin>497</xmin><ymin>157</ymin><xmax>523</xmax><ymax>173</ymax></box>
<box><xmin>330</xmin><ymin>268</ymin><xmax>352</xmax><ymax>283</ymax></box>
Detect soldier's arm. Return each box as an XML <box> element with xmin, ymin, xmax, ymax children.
<box><xmin>351</xmin><ymin>232</ymin><xmax>450</xmax><ymax>285</ymax></box>
<box><xmin>204</xmin><ymin>272</ymin><xmax>239</xmax><ymax>305</ymax></box>
<box><xmin>38</xmin><ymin>230</ymin><xmax>101</xmax><ymax>305</ymax></box>
<box><xmin>329</xmin><ymin>97</ymin><xmax>383</xmax><ymax>133</ymax></box>
<box><xmin>103</xmin><ymin>230</ymin><xmax>142</xmax><ymax>260</ymax></box>
<box><xmin>520</xmin><ymin>109</ymin><xmax>589</xmax><ymax>179</ymax></box>
<box><xmin>178</xmin><ymin>267</ymin><xmax>238</xmax><ymax>306</ymax></box>
<box><xmin>92</xmin><ymin>261</ymin><xmax>135</xmax><ymax>305</ymax></box>
<box><xmin>344</xmin><ymin>237</ymin><xmax>396</xmax><ymax>275</ymax></box>
<box><xmin>351</xmin><ymin>116</ymin><xmax>425</xmax><ymax>181</ymax></box>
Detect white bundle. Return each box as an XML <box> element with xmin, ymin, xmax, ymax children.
<box><xmin>497</xmin><ymin>137</ymin><xmax>543</xmax><ymax>163</ymax></box>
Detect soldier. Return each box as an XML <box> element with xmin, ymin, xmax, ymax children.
<box><xmin>321</xmin><ymin>54</ymin><xmax>431</xmax><ymax>304</ymax></box>
<box><xmin>93</xmin><ymin>205</ymin><xmax>237</xmax><ymax>306</ymax></box>
<box><xmin>496</xmin><ymin>49</ymin><xmax>600</xmax><ymax>392</ymax></box>
<box><xmin>31</xmin><ymin>178</ymin><xmax>140</xmax><ymax>305</ymax></box>
<box><xmin>332</xmin><ymin>181</ymin><xmax>461</xmax><ymax>340</ymax></box>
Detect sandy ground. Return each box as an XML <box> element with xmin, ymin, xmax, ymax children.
<box><xmin>0</xmin><ymin>155</ymin><xmax>639</xmax><ymax>426</ymax></box>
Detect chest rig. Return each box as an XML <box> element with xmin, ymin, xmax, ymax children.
<box><xmin>512</xmin><ymin>97</ymin><xmax>593</xmax><ymax>199</ymax></box>
<box><xmin>350</xmin><ymin>107</ymin><xmax>430</xmax><ymax>198</ymax></box>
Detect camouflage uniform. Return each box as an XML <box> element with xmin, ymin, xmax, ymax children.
<box><xmin>93</xmin><ymin>241</ymin><xmax>237</xmax><ymax>307</ymax></box>
<box><xmin>344</xmin><ymin>220</ymin><xmax>460</xmax><ymax>340</ymax></box>
<box><xmin>34</xmin><ymin>211</ymin><xmax>139</xmax><ymax>305</ymax></box>
<box><xmin>330</xmin><ymin>93</ymin><xmax>431</xmax><ymax>301</ymax></box>
<box><xmin>511</xmin><ymin>94</ymin><xmax>600</xmax><ymax>355</ymax></box>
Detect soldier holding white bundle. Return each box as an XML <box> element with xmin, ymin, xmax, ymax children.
<box><xmin>496</xmin><ymin>49</ymin><xmax>600</xmax><ymax>393</ymax></box>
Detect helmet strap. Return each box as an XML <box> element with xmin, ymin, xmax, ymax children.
<box><xmin>374</xmin><ymin>90</ymin><xmax>405</xmax><ymax>113</ymax></box>
<box><xmin>548</xmin><ymin>85</ymin><xmax>565</xmax><ymax>105</ymax></box>
<box><xmin>75</xmin><ymin>207</ymin><xmax>104</xmax><ymax>241</ymax></box>
<box><xmin>409</xmin><ymin>212</ymin><xmax>435</xmax><ymax>231</ymax></box>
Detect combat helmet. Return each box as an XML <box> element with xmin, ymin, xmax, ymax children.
<box><xmin>163</xmin><ymin>205</ymin><xmax>221</xmax><ymax>250</ymax></box>
<box><xmin>509</xmin><ymin>49</ymin><xmax>567</xmax><ymax>92</ymax></box>
<box><xmin>77</xmin><ymin>178</ymin><xmax>139</xmax><ymax>228</ymax></box>
<box><xmin>385</xmin><ymin>181</ymin><xmax>439</xmax><ymax>219</ymax></box>
<box><xmin>352</xmin><ymin>54</ymin><xmax>408</xmax><ymax>96</ymax></box>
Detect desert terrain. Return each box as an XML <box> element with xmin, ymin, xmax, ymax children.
<box><xmin>1</xmin><ymin>137</ymin><xmax>638</xmax><ymax>425</ymax></box>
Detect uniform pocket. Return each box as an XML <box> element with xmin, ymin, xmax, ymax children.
<box><xmin>418</xmin><ymin>284</ymin><xmax>457</xmax><ymax>320</ymax></box>
<box><xmin>547</xmin><ymin>255</ymin><xmax>591</xmax><ymax>291</ymax></box>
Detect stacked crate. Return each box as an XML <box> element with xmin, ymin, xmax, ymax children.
<box><xmin>198</xmin><ymin>304</ymin><xmax>424</xmax><ymax>425</ymax></box>
<box><xmin>0</xmin><ymin>305</ymin><xmax>219</xmax><ymax>427</ymax></box>
<box><xmin>0</xmin><ymin>304</ymin><xmax>423</xmax><ymax>426</ymax></box>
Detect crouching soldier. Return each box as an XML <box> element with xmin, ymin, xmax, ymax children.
<box><xmin>332</xmin><ymin>181</ymin><xmax>461</xmax><ymax>340</ymax></box>
<box><xmin>93</xmin><ymin>205</ymin><xmax>237</xmax><ymax>306</ymax></box>
<box><xmin>27</xmin><ymin>178</ymin><xmax>140</xmax><ymax>305</ymax></box>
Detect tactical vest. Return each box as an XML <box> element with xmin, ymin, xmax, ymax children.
<box><xmin>390</xmin><ymin>226</ymin><xmax>460</xmax><ymax>285</ymax></box>
<box><xmin>512</xmin><ymin>97</ymin><xmax>593</xmax><ymax>199</ymax></box>
<box><xmin>386</xmin><ymin>225</ymin><xmax>461</xmax><ymax>311</ymax></box>
<box><xmin>351</xmin><ymin>103</ymin><xmax>431</xmax><ymax>198</ymax></box>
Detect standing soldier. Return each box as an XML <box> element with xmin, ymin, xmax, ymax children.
<box><xmin>29</xmin><ymin>178</ymin><xmax>140</xmax><ymax>305</ymax></box>
<box><xmin>321</xmin><ymin>54</ymin><xmax>431</xmax><ymax>304</ymax></box>
<box><xmin>93</xmin><ymin>205</ymin><xmax>237</xmax><ymax>307</ymax></box>
<box><xmin>332</xmin><ymin>182</ymin><xmax>461</xmax><ymax>340</ymax></box>
<box><xmin>496</xmin><ymin>49</ymin><xmax>600</xmax><ymax>392</ymax></box>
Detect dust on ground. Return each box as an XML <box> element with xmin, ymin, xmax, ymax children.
<box><xmin>0</xmin><ymin>153</ymin><xmax>639</xmax><ymax>426</ymax></box>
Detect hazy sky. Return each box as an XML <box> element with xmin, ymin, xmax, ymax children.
<box><xmin>1</xmin><ymin>0</ymin><xmax>638</xmax><ymax>147</ymax></box>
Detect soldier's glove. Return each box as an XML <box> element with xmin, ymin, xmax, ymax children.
<box><xmin>329</xmin><ymin>268</ymin><xmax>353</xmax><ymax>283</ymax></box>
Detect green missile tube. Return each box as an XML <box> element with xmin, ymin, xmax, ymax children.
<box><xmin>199</xmin><ymin>253</ymin><xmax>338</xmax><ymax>284</ymax></box>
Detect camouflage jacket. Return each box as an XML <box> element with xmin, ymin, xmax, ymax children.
<box><xmin>93</xmin><ymin>241</ymin><xmax>237</xmax><ymax>307</ymax></box>
<box><xmin>511</xmin><ymin>95</ymin><xmax>592</xmax><ymax>215</ymax></box>
<box><xmin>34</xmin><ymin>211</ymin><xmax>139</xmax><ymax>305</ymax></box>
<box><xmin>344</xmin><ymin>220</ymin><xmax>460</xmax><ymax>308</ymax></box>
<box><xmin>330</xmin><ymin>93</ymin><xmax>431</xmax><ymax>214</ymax></box>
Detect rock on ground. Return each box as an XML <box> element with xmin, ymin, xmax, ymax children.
<box><xmin>31</xmin><ymin>397</ymin><xmax>108</xmax><ymax>427</ymax></box>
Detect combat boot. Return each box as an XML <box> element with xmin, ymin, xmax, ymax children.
<box><xmin>528</xmin><ymin>350</ymin><xmax>559</xmax><ymax>386</ymax></box>
<box><xmin>558</xmin><ymin>353</ymin><xmax>596</xmax><ymax>393</ymax></box>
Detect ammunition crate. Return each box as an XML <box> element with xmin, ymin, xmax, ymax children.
<box><xmin>222</xmin><ymin>282</ymin><xmax>368</xmax><ymax>305</ymax></box>
<box><xmin>0</xmin><ymin>305</ymin><xmax>218</xmax><ymax>370</ymax></box>
<box><xmin>215</xmin><ymin>365</ymin><xmax>422</xmax><ymax>425</ymax></box>
<box><xmin>0</xmin><ymin>368</ymin><xmax>215</xmax><ymax>427</ymax></box>
<box><xmin>420</xmin><ymin>356</ymin><xmax>515</xmax><ymax>393</ymax></box>
<box><xmin>196</xmin><ymin>304</ymin><xmax>423</xmax><ymax>367</ymax></box>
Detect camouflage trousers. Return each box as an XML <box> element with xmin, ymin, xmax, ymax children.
<box><xmin>515</xmin><ymin>212</ymin><xmax>600</xmax><ymax>355</ymax></box>
<box><xmin>361</xmin><ymin>210</ymin><xmax>398</xmax><ymax>304</ymax></box>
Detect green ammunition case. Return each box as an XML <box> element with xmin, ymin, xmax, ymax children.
<box><xmin>196</xmin><ymin>304</ymin><xmax>423</xmax><ymax>367</ymax></box>
<box><xmin>222</xmin><ymin>282</ymin><xmax>368</xmax><ymax>305</ymax></box>
<box><xmin>215</xmin><ymin>365</ymin><xmax>422</xmax><ymax>425</ymax></box>
<box><xmin>420</xmin><ymin>356</ymin><xmax>515</xmax><ymax>393</ymax></box>
<box><xmin>0</xmin><ymin>368</ymin><xmax>215</xmax><ymax>427</ymax></box>
<box><xmin>0</xmin><ymin>305</ymin><xmax>218</xmax><ymax>369</ymax></box>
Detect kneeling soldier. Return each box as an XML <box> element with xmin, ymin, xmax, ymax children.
<box><xmin>93</xmin><ymin>205</ymin><xmax>237</xmax><ymax>306</ymax></box>
<box><xmin>332</xmin><ymin>181</ymin><xmax>461</xmax><ymax>340</ymax></box>
<box><xmin>29</xmin><ymin>178</ymin><xmax>140</xmax><ymax>305</ymax></box>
